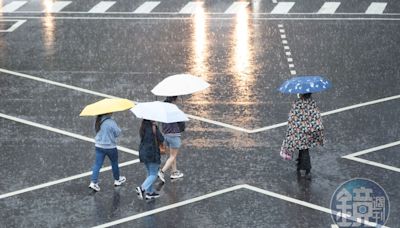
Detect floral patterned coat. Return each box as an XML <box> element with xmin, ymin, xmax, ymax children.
<box><xmin>283</xmin><ymin>98</ymin><xmax>324</xmax><ymax>151</ymax></box>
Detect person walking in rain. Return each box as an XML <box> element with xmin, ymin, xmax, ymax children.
<box><xmin>89</xmin><ymin>113</ymin><xmax>126</xmax><ymax>192</ymax></box>
<box><xmin>158</xmin><ymin>96</ymin><xmax>185</xmax><ymax>182</ymax></box>
<box><xmin>283</xmin><ymin>93</ymin><xmax>324</xmax><ymax>179</ymax></box>
<box><xmin>136</xmin><ymin>119</ymin><xmax>164</xmax><ymax>200</ymax></box>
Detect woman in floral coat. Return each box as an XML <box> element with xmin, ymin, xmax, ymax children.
<box><xmin>283</xmin><ymin>93</ymin><xmax>324</xmax><ymax>179</ymax></box>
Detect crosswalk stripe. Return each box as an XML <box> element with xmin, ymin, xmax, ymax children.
<box><xmin>365</xmin><ymin>2</ymin><xmax>387</xmax><ymax>14</ymax></box>
<box><xmin>179</xmin><ymin>1</ymin><xmax>203</xmax><ymax>14</ymax></box>
<box><xmin>1</xmin><ymin>1</ymin><xmax>27</xmax><ymax>12</ymax></box>
<box><xmin>88</xmin><ymin>1</ymin><xmax>116</xmax><ymax>13</ymax></box>
<box><xmin>133</xmin><ymin>1</ymin><xmax>160</xmax><ymax>13</ymax></box>
<box><xmin>270</xmin><ymin>2</ymin><xmax>295</xmax><ymax>14</ymax></box>
<box><xmin>317</xmin><ymin>2</ymin><xmax>341</xmax><ymax>14</ymax></box>
<box><xmin>43</xmin><ymin>1</ymin><xmax>72</xmax><ymax>13</ymax></box>
<box><xmin>224</xmin><ymin>2</ymin><xmax>249</xmax><ymax>14</ymax></box>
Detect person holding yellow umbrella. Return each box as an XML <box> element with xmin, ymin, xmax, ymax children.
<box><xmin>80</xmin><ymin>98</ymin><xmax>134</xmax><ymax>192</ymax></box>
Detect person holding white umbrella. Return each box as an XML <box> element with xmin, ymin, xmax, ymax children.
<box><xmin>158</xmin><ymin>96</ymin><xmax>185</xmax><ymax>182</ymax></box>
<box><xmin>130</xmin><ymin>101</ymin><xmax>188</xmax><ymax>198</ymax></box>
<box><xmin>136</xmin><ymin>119</ymin><xmax>164</xmax><ymax>200</ymax></box>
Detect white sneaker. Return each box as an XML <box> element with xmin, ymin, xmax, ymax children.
<box><xmin>114</xmin><ymin>176</ymin><xmax>126</xmax><ymax>186</ymax></box>
<box><xmin>89</xmin><ymin>182</ymin><xmax>100</xmax><ymax>192</ymax></box>
<box><xmin>170</xmin><ymin>171</ymin><xmax>184</xmax><ymax>179</ymax></box>
<box><xmin>158</xmin><ymin>171</ymin><xmax>165</xmax><ymax>183</ymax></box>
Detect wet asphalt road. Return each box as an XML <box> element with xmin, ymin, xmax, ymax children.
<box><xmin>1</xmin><ymin>0</ymin><xmax>400</xmax><ymax>227</ymax></box>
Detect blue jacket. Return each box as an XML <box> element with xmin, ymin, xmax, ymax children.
<box><xmin>95</xmin><ymin>117</ymin><xmax>121</xmax><ymax>149</ymax></box>
<box><xmin>139</xmin><ymin>125</ymin><xmax>164</xmax><ymax>164</ymax></box>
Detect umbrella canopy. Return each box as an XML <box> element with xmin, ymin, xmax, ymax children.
<box><xmin>130</xmin><ymin>101</ymin><xmax>189</xmax><ymax>123</ymax></box>
<box><xmin>80</xmin><ymin>98</ymin><xmax>135</xmax><ymax>116</ymax></box>
<box><xmin>278</xmin><ymin>76</ymin><xmax>331</xmax><ymax>94</ymax></box>
<box><xmin>151</xmin><ymin>74</ymin><xmax>210</xmax><ymax>96</ymax></box>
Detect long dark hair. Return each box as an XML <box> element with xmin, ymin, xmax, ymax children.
<box><xmin>139</xmin><ymin>119</ymin><xmax>152</xmax><ymax>139</ymax></box>
<box><xmin>95</xmin><ymin>115</ymin><xmax>103</xmax><ymax>133</ymax></box>
<box><xmin>164</xmin><ymin>96</ymin><xmax>177</xmax><ymax>103</ymax></box>
<box><xmin>300</xmin><ymin>93</ymin><xmax>312</xmax><ymax>100</ymax></box>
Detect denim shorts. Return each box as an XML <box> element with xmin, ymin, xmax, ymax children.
<box><xmin>164</xmin><ymin>135</ymin><xmax>182</xmax><ymax>149</ymax></box>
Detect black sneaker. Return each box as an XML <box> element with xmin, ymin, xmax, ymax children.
<box><xmin>136</xmin><ymin>186</ymin><xmax>144</xmax><ymax>200</ymax></box>
<box><xmin>145</xmin><ymin>192</ymin><xmax>160</xmax><ymax>200</ymax></box>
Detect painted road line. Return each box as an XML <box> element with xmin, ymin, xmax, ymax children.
<box><xmin>186</xmin><ymin>114</ymin><xmax>252</xmax><ymax>133</ymax></box>
<box><xmin>270</xmin><ymin>2</ymin><xmax>295</xmax><ymax>14</ymax></box>
<box><xmin>2</xmin><ymin>68</ymin><xmax>400</xmax><ymax>134</ymax></box>
<box><xmin>321</xmin><ymin>94</ymin><xmax>400</xmax><ymax>116</ymax></box>
<box><xmin>251</xmin><ymin>94</ymin><xmax>400</xmax><ymax>133</ymax></box>
<box><xmin>0</xmin><ymin>159</ymin><xmax>140</xmax><ymax>199</ymax></box>
<box><xmin>93</xmin><ymin>185</ymin><xmax>245</xmax><ymax>227</ymax></box>
<box><xmin>179</xmin><ymin>2</ymin><xmax>203</xmax><ymax>14</ymax></box>
<box><xmin>0</xmin><ymin>68</ymin><xmax>249</xmax><ymax>133</ymax></box>
<box><xmin>317</xmin><ymin>2</ymin><xmax>341</xmax><ymax>14</ymax></box>
<box><xmin>1</xmin><ymin>1</ymin><xmax>27</xmax><ymax>12</ymax></box>
<box><xmin>243</xmin><ymin>185</ymin><xmax>389</xmax><ymax>228</ymax></box>
<box><xmin>88</xmin><ymin>1</ymin><xmax>116</xmax><ymax>13</ymax></box>
<box><xmin>4</xmin><ymin>16</ymin><xmax>400</xmax><ymax>21</ymax></box>
<box><xmin>93</xmin><ymin>184</ymin><xmax>387</xmax><ymax>228</ymax></box>
<box><xmin>342</xmin><ymin>140</ymin><xmax>400</xmax><ymax>158</ymax></box>
<box><xmin>0</xmin><ymin>19</ymin><xmax>26</xmax><ymax>32</ymax></box>
<box><xmin>344</xmin><ymin>156</ymin><xmax>400</xmax><ymax>173</ymax></box>
<box><xmin>133</xmin><ymin>1</ymin><xmax>160</xmax><ymax>14</ymax></box>
<box><xmin>0</xmin><ymin>112</ymin><xmax>139</xmax><ymax>156</ymax></box>
<box><xmin>224</xmin><ymin>2</ymin><xmax>249</xmax><ymax>14</ymax></box>
<box><xmin>43</xmin><ymin>1</ymin><xmax>72</xmax><ymax>13</ymax></box>
<box><xmin>365</xmin><ymin>2</ymin><xmax>387</xmax><ymax>14</ymax></box>
<box><xmin>0</xmin><ymin>68</ymin><xmax>117</xmax><ymax>99</ymax></box>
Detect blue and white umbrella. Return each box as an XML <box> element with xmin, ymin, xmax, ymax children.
<box><xmin>278</xmin><ymin>76</ymin><xmax>331</xmax><ymax>94</ymax></box>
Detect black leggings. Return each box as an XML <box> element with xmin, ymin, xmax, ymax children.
<box><xmin>297</xmin><ymin>149</ymin><xmax>311</xmax><ymax>173</ymax></box>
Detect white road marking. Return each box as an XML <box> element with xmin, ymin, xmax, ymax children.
<box><xmin>0</xmin><ymin>68</ymin><xmax>117</xmax><ymax>98</ymax></box>
<box><xmin>224</xmin><ymin>2</ymin><xmax>249</xmax><ymax>14</ymax></box>
<box><xmin>344</xmin><ymin>156</ymin><xmax>400</xmax><ymax>173</ymax></box>
<box><xmin>1</xmin><ymin>1</ymin><xmax>27</xmax><ymax>12</ymax></box>
<box><xmin>0</xmin><ymin>159</ymin><xmax>140</xmax><ymax>199</ymax></box>
<box><xmin>284</xmin><ymin>45</ymin><xmax>290</xmax><ymax>50</ymax></box>
<box><xmin>282</xmin><ymin>40</ymin><xmax>288</xmax><ymax>44</ymax></box>
<box><xmin>365</xmin><ymin>2</ymin><xmax>387</xmax><ymax>14</ymax></box>
<box><xmin>93</xmin><ymin>184</ymin><xmax>388</xmax><ymax>228</ymax></box>
<box><xmin>285</xmin><ymin>51</ymin><xmax>291</xmax><ymax>55</ymax></box>
<box><xmin>343</xmin><ymin>140</ymin><xmax>400</xmax><ymax>158</ymax></box>
<box><xmin>287</xmin><ymin>57</ymin><xmax>293</xmax><ymax>62</ymax></box>
<box><xmin>133</xmin><ymin>1</ymin><xmax>160</xmax><ymax>14</ymax></box>
<box><xmin>0</xmin><ymin>112</ymin><xmax>139</xmax><ymax>156</ymax></box>
<box><xmin>0</xmin><ymin>19</ymin><xmax>26</xmax><ymax>32</ymax></box>
<box><xmin>88</xmin><ymin>1</ymin><xmax>116</xmax><ymax>13</ymax></box>
<box><xmin>272</xmin><ymin>0</ymin><xmax>278</xmax><ymax>3</ymax></box>
<box><xmin>270</xmin><ymin>2</ymin><xmax>295</xmax><ymax>14</ymax></box>
<box><xmin>288</xmin><ymin>64</ymin><xmax>295</xmax><ymax>68</ymax></box>
<box><xmin>43</xmin><ymin>1</ymin><xmax>72</xmax><ymax>13</ymax></box>
<box><xmin>331</xmin><ymin>225</ymin><xmax>339</xmax><ymax>228</ymax></box>
<box><xmin>317</xmin><ymin>2</ymin><xmax>341</xmax><ymax>14</ymax></box>
<box><xmin>280</xmin><ymin>34</ymin><xmax>286</xmax><ymax>39</ymax></box>
<box><xmin>179</xmin><ymin>1</ymin><xmax>203</xmax><ymax>14</ymax></box>
<box><xmin>279</xmin><ymin>29</ymin><xmax>285</xmax><ymax>33</ymax></box>
<box><xmin>290</xmin><ymin>70</ymin><xmax>296</xmax><ymax>75</ymax></box>
<box><xmin>2</xmin><ymin>68</ymin><xmax>400</xmax><ymax>134</ymax></box>
<box><xmin>3</xmin><ymin>16</ymin><xmax>400</xmax><ymax>21</ymax></box>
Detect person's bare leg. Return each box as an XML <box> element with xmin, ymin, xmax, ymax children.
<box><xmin>161</xmin><ymin>148</ymin><xmax>178</xmax><ymax>173</ymax></box>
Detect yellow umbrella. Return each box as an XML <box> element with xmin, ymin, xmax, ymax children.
<box><xmin>80</xmin><ymin>98</ymin><xmax>135</xmax><ymax>116</ymax></box>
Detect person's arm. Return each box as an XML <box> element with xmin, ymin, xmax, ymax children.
<box><xmin>111</xmin><ymin>120</ymin><xmax>121</xmax><ymax>137</ymax></box>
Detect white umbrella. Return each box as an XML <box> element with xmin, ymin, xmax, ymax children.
<box><xmin>130</xmin><ymin>101</ymin><xmax>189</xmax><ymax>123</ymax></box>
<box><xmin>151</xmin><ymin>74</ymin><xmax>210</xmax><ymax>96</ymax></box>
